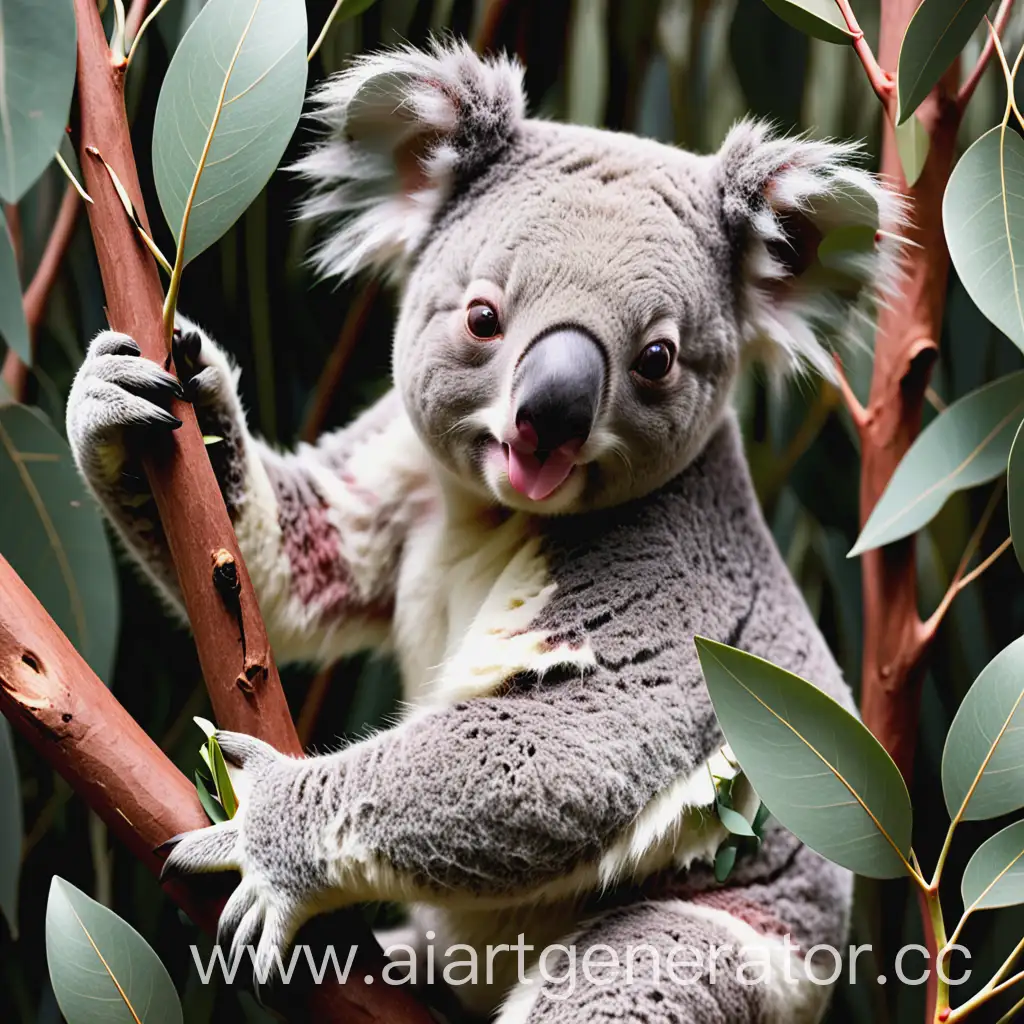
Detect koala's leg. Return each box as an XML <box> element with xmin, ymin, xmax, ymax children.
<box><xmin>495</xmin><ymin>840</ymin><xmax>849</xmax><ymax>1024</ymax></box>
<box><xmin>66</xmin><ymin>320</ymin><xmax>432</xmax><ymax>663</ymax></box>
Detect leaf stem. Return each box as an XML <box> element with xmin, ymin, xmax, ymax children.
<box><xmin>923</xmin><ymin>885</ymin><xmax>950</xmax><ymax>1020</ymax></box>
<box><xmin>125</xmin><ymin>0</ymin><xmax>173</xmax><ymax>68</ymax></box>
<box><xmin>995</xmin><ymin>992</ymin><xmax>1024</xmax><ymax>1024</ymax></box>
<box><xmin>54</xmin><ymin>152</ymin><xmax>93</xmax><ymax>205</ymax></box>
<box><xmin>110</xmin><ymin>0</ymin><xmax>128</xmax><ymax>63</ymax></box>
<box><xmin>308</xmin><ymin>0</ymin><xmax>345</xmax><ymax>62</ymax></box>
<box><xmin>163</xmin><ymin>0</ymin><xmax>264</xmax><ymax>344</ymax></box>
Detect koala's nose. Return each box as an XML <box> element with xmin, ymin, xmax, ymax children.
<box><xmin>513</xmin><ymin>329</ymin><xmax>605</xmax><ymax>453</ymax></box>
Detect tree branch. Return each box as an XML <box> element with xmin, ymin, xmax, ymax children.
<box><xmin>835</xmin><ymin>0</ymin><xmax>895</xmax><ymax>105</ymax></box>
<box><xmin>2</xmin><ymin>185</ymin><xmax>81</xmax><ymax>400</ymax></box>
<box><xmin>73</xmin><ymin>0</ymin><xmax>299</xmax><ymax>754</ymax></box>
<box><xmin>0</xmin><ymin>555</ymin><xmax>432</xmax><ymax>1024</ymax></box>
<box><xmin>958</xmin><ymin>0</ymin><xmax>1015</xmax><ymax>112</ymax></box>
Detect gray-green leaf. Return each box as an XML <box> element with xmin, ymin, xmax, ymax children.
<box><xmin>961</xmin><ymin>819</ymin><xmax>1024</xmax><ymax>913</ymax></box>
<box><xmin>696</xmin><ymin>637</ymin><xmax>912</xmax><ymax>879</ymax></box>
<box><xmin>944</xmin><ymin>127</ymin><xmax>1024</xmax><ymax>353</ymax></box>
<box><xmin>46</xmin><ymin>876</ymin><xmax>183</xmax><ymax>1024</ymax></box>
<box><xmin>0</xmin><ymin>220</ymin><xmax>29</xmax><ymax>364</ymax></box>
<box><xmin>0</xmin><ymin>0</ymin><xmax>77</xmax><ymax>202</ymax></box>
<box><xmin>896</xmin><ymin>0</ymin><xmax>991</xmax><ymax>125</ymax></box>
<box><xmin>0</xmin><ymin>406</ymin><xmax>120</xmax><ymax>681</ymax></box>
<box><xmin>718</xmin><ymin>802</ymin><xmax>757</xmax><ymax>837</ymax></box>
<box><xmin>943</xmin><ymin>635</ymin><xmax>1024</xmax><ymax>822</ymax></box>
<box><xmin>153</xmin><ymin>0</ymin><xmax>307</xmax><ymax>265</ymax></box>
<box><xmin>895</xmin><ymin>113</ymin><xmax>929</xmax><ymax>187</ymax></box>
<box><xmin>850</xmin><ymin>371</ymin><xmax>1024</xmax><ymax>556</ymax></box>
<box><xmin>0</xmin><ymin>718</ymin><xmax>21</xmax><ymax>938</ymax></box>
<box><xmin>761</xmin><ymin>0</ymin><xmax>854</xmax><ymax>45</ymax></box>
<box><xmin>1009</xmin><ymin>418</ymin><xmax>1024</xmax><ymax>572</ymax></box>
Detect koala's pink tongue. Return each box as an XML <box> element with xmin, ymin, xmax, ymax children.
<box><xmin>506</xmin><ymin>445</ymin><xmax>577</xmax><ymax>501</ymax></box>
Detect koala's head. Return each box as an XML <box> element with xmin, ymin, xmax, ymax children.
<box><xmin>296</xmin><ymin>41</ymin><xmax>900</xmax><ymax>514</ymax></box>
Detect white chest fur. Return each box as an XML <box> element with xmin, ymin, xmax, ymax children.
<box><xmin>391</xmin><ymin>481</ymin><xmax>596</xmax><ymax>709</ymax></box>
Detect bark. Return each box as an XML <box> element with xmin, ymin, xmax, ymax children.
<box><xmin>0</xmin><ymin>555</ymin><xmax>432</xmax><ymax>1023</ymax></box>
<box><xmin>73</xmin><ymin>0</ymin><xmax>299</xmax><ymax>755</ymax></box>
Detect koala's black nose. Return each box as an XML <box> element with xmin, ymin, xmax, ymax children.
<box><xmin>513</xmin><ymin>329</ymin><xmax>606</xmax><ymax>453</ymax></box>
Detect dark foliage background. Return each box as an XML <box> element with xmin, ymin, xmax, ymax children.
<box><xmin>3</xmin><ymin>1</ymin><xmax>1024</xmax><ymax>1021</ymax></box>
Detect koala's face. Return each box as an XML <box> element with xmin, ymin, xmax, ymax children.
<box><xmin>393</xmin><ymin>125</ymin><xmax>738</xmax><ymax>514</ymax></box>
<box><xmin>298</xmin><ymin>42</ymin><xmax>896</xmax><ymax>515</ymax></box>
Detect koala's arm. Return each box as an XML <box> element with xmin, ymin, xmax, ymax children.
<box><xmin>66</xmin><ymin>323</ymin><xmax>431</xmax><ymax>664</ymax></box>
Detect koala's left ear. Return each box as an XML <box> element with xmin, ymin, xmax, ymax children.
<box><xmin>713</xmin><ymin>119</ymin><xmax>904</xmax><ymax>379</ymax></box>
<box><xmin>294</xmin><ymin>40</ymin><xmax>525</xmax><ymax>280</ymax></box>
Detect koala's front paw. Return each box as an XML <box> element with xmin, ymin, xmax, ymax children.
<box><xmin>66</xmin><ymin>331</ymin><xmax>185</xmax><ymax>485</ymax></box>
<box><xmin>159</xmin><ymin>732</ymin><xmax>323</xmax><ymax>984</ymax></box>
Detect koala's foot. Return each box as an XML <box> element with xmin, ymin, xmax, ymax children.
<box><xmin>159</xmin><ymin>731</ymin><xmax>329</xmax><ymax>984</ymax></box>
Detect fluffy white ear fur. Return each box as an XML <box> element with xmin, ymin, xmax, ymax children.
<box><xmin>715</xmin><ymin>119</ymin><xmax>905</xmax><ymax>380</ymax></box>
<box><xmin>294</xmin><ymin>39</ymin><xmax>525</xmax><ymax>280</ymax></box>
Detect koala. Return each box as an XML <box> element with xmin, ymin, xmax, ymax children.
<box><xmin>66</xmin><ymin>41</ymin><xmax>899</xmax><ymax>1024</ymax></box>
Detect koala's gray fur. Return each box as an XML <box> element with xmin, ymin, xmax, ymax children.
<box><xmin>66</xmin><ymin>39</ymin><xmax>898</xmax><ymax>1023</ymax></box>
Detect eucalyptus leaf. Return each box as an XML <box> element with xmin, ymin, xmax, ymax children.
<box><xmin>153</xmin><ymin>0</ymin><xmax>308</xmax><ymax>265</ymax></box>
<box><xmin>696</xmin><ymin>637</ymin><xmax>912</xmax><ymax>878</ymax></box>
<box><xmin>943</xmin><ymin>634</ymin><xmax>1024</xmax><ymax>822</ymax></box>
<box><xmin>46</xmin><ymin>876</ymin><xmax>183</xmax><ymax>1024</ymax></box>
<box><xmin>850</xmin><ymin>371</ymin><xmax>1024</xmax><ymax>556</ymax></box>
<box><xmin>944</xmin><ymin>127</ymin><xmax>1024</xmax><ymax>353</ymax></box>
<box><xmin>209</xmin><ymin>737</ymin><xmax>238</xmax><ymax>818</ymax></box>
<box><xmin>761</xmin><ymin>0</ymin><xmax>854</xmax><ymax>45</ymax></box>
<box><xmin>0</xmin><ymin>406</ymin><xmax>119</xmax><ymax>681</ymax></box>
<box><xmin>895</xmin><ymin>113</ymin><xmax>929</xmax><ymax>187</ymax></box>
<box><xmin>195</xmin><ymin>770</ymin><xmax>228</xmax><ymax>824</ymax></box>
<box><xmin>714</xmin><ymin>841</ymin><xmax>738</xmax><ymax>882</ymax></box>
<box><xmin>0</xmin><ymin>718</ymin><xmax>22</xmax><ymax>937</ymax></box>
<box><xmin>1010</xmin><ymin>418</ymin><xmax>1024</xmax><ymax>571</ymax></box>
<box><xmin>961</xmin><ymin>819</ymin><xmax>1024</xmax><ymax>913</ymax></box>
<box><xmin>0</xmin><ymin>220</ymin><xmax>29</xmax><ymax>364</ymax></box>
<box><xmin>0</xmin><ymin>0</ymin><xmax>77</xmax><ymax>202</ymax></box>
<box><xmin>718</xmin><ymin>802</ymin><xmax>756</xmax><ymax>837</ymax></box>
<box><xmin>896</xmin><ymin>0</ymin><xmax>990</xmax><ymax>124</ymax></box>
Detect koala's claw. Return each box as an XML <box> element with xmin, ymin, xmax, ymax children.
<box><xmin>158</xmin><ymin>818</ymin><xmax>241</xmax><ymax>881</ymax></box>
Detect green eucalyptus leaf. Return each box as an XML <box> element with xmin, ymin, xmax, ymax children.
<box><xmin>850</xmin><ymin>372</ymin><xmax>1024</xmax><ymax>556</ymax></box>
<box><xmin>153</xmin><ymin>0</ymin><xmax>308</xmax><ymax>265</ymax></box>
<box><xmin>209</xmin><ymin>737</ymin><xmax>238</xmax><ymax>818</ymax></box>
<box><xmin>0</xmin><ymin>406</ymin><xmax>119</xmax><ymax>681</ymax></box>
<box><xmin>896</xmin><ymin>0</ymin><xmax>990</xmax><ymax>124</ymax></box>
<box><xmin>46</xmin><ymin>876</ymin><xmax>183</xmax><ymax>1024</ymax></box>
<box><xmin>961</xmin><ymin>819</ymin><xmax>1024</xmax><ymax>913</ymax></box>
<box><xmin>195</xmin><ymin>770</ymin><xmax>227</xmax><ymax>824</ymax></box>
<box><xmin>718</xmin><ymin>802</ymin><xmax>757</xmax><ymax>837</ymax></box>
<box><xmin>714</xmin><ymin>841</ymin><xmax>738</xmax><ymax>882</ymax></box>
<box><xmin>895</xmin><ymin>113</ymin><xmax>929</xmax><ymax>187</ymax></box>
<box><xmin>696</xmin><ymin>637</ymin><xmax>912</xmax><ymax>878</ymax></box>
<box><xmin>0</xmin><ymin>220</ymin><xmax>29</xmax><ymax>364</ymax></box>
<box><xmin>193</xmin><ymin>716</ymin><xmax>216</xmax><ymax>739</ymax></box>
<box><xmin>1009</xmin><ymin>418</ymin><xmax>1024</xmax><ymax>572</ymax></box>
<box><xmin>0</xmin><ymin>718</ymin><xmax>22</xmax><ymax>937</ymax></box>
<box><xmin>943</xmin><ymin>635</ymin><xmax>1024</xmax><ymax>822</ymax></box>
<box><xmin>944</xmin><ymin>127</ymin><xmax>1024</xmax><ymax>353</ymax></box>
<box><xmin>761</xmin><ymin>0</ymin><xmax>854</xmax><ymax>45</ymax></box>
<box><xmin>0</xmin><ymin>0</ymin><xmax>77</xmax><ymax>202</ymax></box>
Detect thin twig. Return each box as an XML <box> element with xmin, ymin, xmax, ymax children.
<box><xmin>996</xmin><ymin>992</ymin><xmax>1024</xmax><ymax>1024</ymax></box>
<box><xmin>126</xmin><ymin>0</ymin><xmax>170</xmax><ymax>68</ymax></box>
<box><xmin>834</xmin><ymin>0</ymin><xmax>895</xmax><ymax>105</ymax></box>
<box><xmin>833</xmin><ymin>354</ymin><xmax>868</xmax><ymax>431</ymax></box>
<box><xmin>1</xmin><ymin>186</ymin><xmax>82</xmax><ymax>400</ymax></box>
<box><xmin>920</xmin><ymin>481</ymin><xmax>1011</xmax><ymax>642</ymax></box>
<box><xmin>959</xmin><ymin>0</ymin><xmax>1016</xmax><ymax>112</ymax></box>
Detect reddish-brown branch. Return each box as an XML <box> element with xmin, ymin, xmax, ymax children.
<box><xmin>301</xmin><ymin>281</ymin><xmax>380</xmax><ymax>443</ymax></box>
<box><xmin>835</xmin><ymin>0</ymin><xmax>895</xmax><ymax>105</ymax></box>
<box><xmin>959</xmin><ymin>0</ymin><xmax>1015</xmax><ymax>112</ymax></box>
<box><xmin>73</xmin><ymin>0</ymin><xmax>299</xmax><ymax>755</ymax></box>
<box><xmin>1</xmin><ymin>186</ymin><xmax>81</xmax><ymax>400</ymax></box>
<box><xmin>0</xmin><ymin>555</ymin><xmax>432</xmax><ymax>1024</ymax></box>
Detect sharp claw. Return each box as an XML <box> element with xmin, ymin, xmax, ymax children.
<box><xmin>154</xmin><ymin>832</ymin><xmax>188</xmax><ymax>856</ymax></box>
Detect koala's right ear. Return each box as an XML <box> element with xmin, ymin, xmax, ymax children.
<box><xmin>294</xmin><ymin>40</ymin><xmax>525</xmax><ymax>280</ymax></box>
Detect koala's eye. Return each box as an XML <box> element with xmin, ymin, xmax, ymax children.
<box><xmin>466</xmin><ymin>301</ymin><xmax>501</xmax><ymax>340</ymax></box>
<box><xmin>633</xmin><ymin>341</ymin><xmax>675</xmax><ymax>381</ymax></box>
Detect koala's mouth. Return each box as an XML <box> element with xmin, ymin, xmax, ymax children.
<box><xmin>504</xmin><ymin>440</ymin><xmax>581</xmax><ymax>502</ymax></box>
